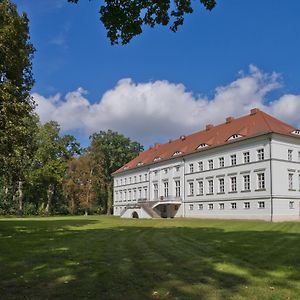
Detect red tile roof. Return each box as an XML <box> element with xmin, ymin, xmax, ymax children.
<box><xmin>113</xmin><ymin>108</ymin><xmax>299</xmax><ymax>175</ymax></box>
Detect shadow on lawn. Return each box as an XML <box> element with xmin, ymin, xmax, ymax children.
<box><xmin>1</xmin><ymin>220</ymin><xmax>300</xmax><ymax>299</ymax></box>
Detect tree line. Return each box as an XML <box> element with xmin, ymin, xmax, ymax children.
<box><xmin>0</xmin><ymin>0</ymin><xmax>143</xmax><ymax>215</ymax></box>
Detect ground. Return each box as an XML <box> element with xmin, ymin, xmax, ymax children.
<box><xmin>1</xmin><ymin>216</ymin><xmax>300</xmax><ymax>300</ymax></box>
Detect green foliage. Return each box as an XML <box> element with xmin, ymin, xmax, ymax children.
<box><xmin>89</xmin><ymin>130</ymin><xmax>143</xmax><ymax>213</ymax></box>
<box><xmin>0</xmin><ymin>0</ymin><xmax>36</xmax><ymax>180</ymax></box>
<box><xmin>68</xmin><ymin>0</ymin><xmax>216</xmax><ymax>44</ymax></box>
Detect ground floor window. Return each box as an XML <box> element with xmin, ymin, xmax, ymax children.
<box><xmin>289</xmin><ymin>201</ymin><xmax>295</xmax><ymax>209</ymax></box>
<box><xmin>219</xmin><ymin>203</ymin><xmax>224</xmax><ymax>210</ymax></box>
<box><xmin>208</xmin><ymin>203</ymin><xmax>213</xmax><ymax>210</ymax></box>
<box><xmin>231</xmin><ymin>202</ymin><xmax>237</xmax><ymax>209</ymax></box>
<box><xmin>244</xmin><ymin>202</ymin><xmax>250</xmax><ymax>209</ymax></box>
<box><xmin>189</xmin><ymin>204</ymin><xmax>194</xmax><ymax>210</ymax></box>
<box><xmin>258</xmin><ymin>201</ymin><xmax>265</xmax><ymax>209</ymax></box>
<box><xmin>198</xmin><ymin>203</ymin><xmax>203</xmax><ymax>210</ymax></box>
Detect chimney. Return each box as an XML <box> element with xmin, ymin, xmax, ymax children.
<box><xmin>180</xmin><ymin>135</ymin><xmax>186</xmax><ymax>141</ymax></box>
<box><xmin>250</xmin><ymin>108</ymin><xmax>259</xmax><ymax>115</ymax></box>
<box><xmin>226</xmin><ymin>117</ymin><xmax>234</xmax><ymax>124</ymax></box>
<box><xmin>206</xmin><ymin>124</ymin><xmax>214</xmax><ymax>131</ymax></box>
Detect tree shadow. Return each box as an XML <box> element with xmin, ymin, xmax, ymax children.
<box><xmin>1</xmin><ymin>219</ymin><xmax>300</xmax><ymax>299</ymax></box>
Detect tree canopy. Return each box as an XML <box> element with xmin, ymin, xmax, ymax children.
<box><xmin>68</xmin><ymin>0</ymin><xmax>217</xmax><ymax>44</ymax></box>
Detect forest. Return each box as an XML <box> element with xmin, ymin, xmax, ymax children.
<box><xmin>0</xmin><ymin>0</ymin><xmax>143</xmax><ymax>215</ymax></box>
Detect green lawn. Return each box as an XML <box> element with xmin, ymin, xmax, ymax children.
<box><xmin>1</xmin><ymin>216</ymin><xmax>300</xmax><ymax>300</ymax></box>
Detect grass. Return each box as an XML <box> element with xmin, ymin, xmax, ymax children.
<box><xmin>1</xmin><ymin>216</ymin><xmax>300</xmax><ymax>300</ymax></box>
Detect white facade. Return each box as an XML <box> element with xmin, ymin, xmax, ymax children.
<box><xmin>113</xmin><ymin>133</ymin><xmax>300</xmax><ymax>221</ymax></box>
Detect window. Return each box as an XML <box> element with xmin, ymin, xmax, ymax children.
<box><xmin>189</xmin><ymin>204</ymin><xmax>194</xmax><ymax>210</ymax></box>
<box><xmin>231</xmin><ymin>176</ymin><xmax>237</xmax><ymax>192</ymax></box>
<box><xmin>219</xmin><ymin>178</ymin><xmax>225</xmax><ymax>193</ymax></box>
<box><xmin>231</xmin><ymin>202</ymin><xmax>237</xmax><ymax>209</ymax></box>
<box><xmin>120</xmin><ymin>191</ymin><xmax>123</xmax><ymax>200</ymax></box>
<box><xmin>175</xmin><ymin>180</ymin><xmax>181</xmax><ymax>197</ymax></box>
<box><xmin>219</xmin><ymin>157</ymin><xmax>225</xmax><ymax>168</ymax></box>
<box><xmin>198</xmin><ymin>161</ymin><xmax>204</xmax><ymax>171</ymax></box>
<box><xmin>257</xmin><ymin>173</ymin><xmax>265</xmax><ymax>189</ymax></box>
<box><xmin>120</xmin><ymin>179</ymin><xmax>123</xmax><ymax>185</ymax></box>
<box><xmin>208</xmin><ymin>159</ymin><xmax>214</xmax><ymax>170</ymax></box>
<box><xmin>298</xmin><ymin>151</ymin><xmax>300</xmax><ymax>162</ymax></box>
<box><xmin>124</xmin><ymin>178</ymin><xmax>127</xmax><ymax>184</ymax></box>
<box><xmin>153</xmin><ymin>183</ymin><xmax>158</xmax><ymax>199</ymax></box>
<box><xmin>129</xmin><ymin>177</ymin><xmax>132</xmax><ymax>184</ymax></box>
<box><xmin>124</xmin><ymin>190</ymin><xmax>127</xmax><ymax>201</ymax></box>
<box><xmin>164</xmin><ymin>181</ymin><xmax>169</xmax><ymax>197</ymax></box>
<box><xmin>244</xmin><ymin>202</ymin><xmax>250</xmax><ymax>209</ymax></box>
<box><xmin>219</xmin><ymin>203</ymin><xmax>225</xmax><ymax>210</ymax></box>
<box><xmin>138</xmin><ymin>188</ymin><xmax>142</xmax><ymax>199</ymax></box>
<box><xmin>231</xmin><ymin>154</ymin><xmax>237</xmax><ymax>166</ymax></box>
<box><xmin>208</xmin><ymin>203</ymin><xmax>213</xmax><ymax>210</ymax></box>
<box><xmin>139</xmin><ymin>175</ymin><xmax>142</xmax><ymax>182</ymax></box>
<box><xmin>189</xmin><ymin>182</ymin><xmax>194</xmax><ymax>196</ymax></box>
<box><xmin>228</xmin><ymin>134</ymin><xmax>242</xmax><ymax>141</ymax></box>
<box><xmin>189</xmin><ymin>164</ymin><xmax>194</xmax><ymax>173</ymax></box>
<box><xmin>133</xmin><ymin>189</ymin><xmax>137</xmax><ymax>200</ymax></box>
<box><xmin>198</xmin><ymin>203</ymin><xmax>203</xmax><ymax>210</ymax></box>
<box><xmin>173</xmin><ymin>151</ymin><xmax>182</xmax><ymax>156</ymax></box>
<box><xmin>289</xmin><ymin>173</ymin><xmax>294</xmax><ymax>190</ymax></box>
<box><xmin>258</xmin><ymin>201</ymin><xmax>265</xmax><ymax>209</ymax></box>
<box><xmin>137</xmin><ymin>162</ymin><xmax>144</xmax><ymax>166</ymax></box>
<box><xmin>175</xmin><ymin>166</ymin><xmax>180</xmax><ymax>172</ymax></box>
<box><xmin>164</xmin><ymin>168</ymin><xmax>168</xmax><ymax>174</ymax></box>
<box><xmin>292</xmin><ymin>130</ymin><xmax>300</xmax><ymax>135</ymax></box>
<box><xmin>244</xmin><ymin>152</ymin><xmax>250</xmax><ymax>163</ymax></box>
<box><xmin>154</xmin><ymin>170</ymin><xmax>158</xmax><ymax>176</ymax></box>
<box><xmin>299</xmin><ymin>174</ymin><xmax>300</xmax><ymax>190</ymax></box>
<box><xmin>198</xmin><ymin>180</ymin><xmax>204</xmax><ymax>195</ymax></box>
<box><xmin>144</xmin><ymin>187</ymin><xmax>147</xmax><ymax>199</ymax></box>
<box><xmin>288</xmin><ymin>149</ymin><xmax>293</xmax><ymax>161</ymax></box>
<box><xmin>153</xmin><ymin>157</ymin><xmax>161</xmax><ymax>162</ymax></box>
<box><xmin>257</xmin><ymin>149</ymin><xmax>265</xmax><ymax>161</ymax></box>
<box><xmin>243</xmin><ymin>174</ymin><xmax>250</xmax><ymax>191</ymax></box>
<box><xmin>134</xmin><ymin>176</ymin><xmax>136</xmax><ymax>183</ymax></box>
<box><xmin>145</xmin><ymin>174</ymin><xmax>147</xmax><ymax>181</ymax></box>
<box><xmin>197</xmin><ymin>143</ymin><xmax>208</xmax><ymax>149</ymax></box>
<box><xmin>208</xmin><ymin>179</ymin><xmax>214</xmax><ymax>194</ymax></box>
<box><xmin>128</xmin><ymin>190</ymin><xmax>132</xmax><ymax>200</ymax></box>
<box><xmin>289</xmin><ymin>201</ymin><xmax>295</xmax><ymax>209</ymax></box>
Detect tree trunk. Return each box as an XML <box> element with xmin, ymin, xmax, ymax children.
<box><xmin>45</xmin><ymin>184</ymin><xmax>54</xmax><ymax>215</ymax></box>
<box><xmin>106</xmin><ymin>182</ymin><xmax>113</xmax><ymax>215</ymax></box>
<box><xmin>18</xmin><ymin>181</ymin><xmax>24</xmax><ymax>215</ymax></box>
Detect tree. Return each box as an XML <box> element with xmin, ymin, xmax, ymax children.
<box><xmin>28</xmin><ymin>121</ymin><xmax>81</xmax><ymax>214</ymax></box>
<box><xmin>0</xmin><ymin>0</ymin><xmax>36</xmax><ymax>210</ymax></box>
<box><xmin>68</xmin><ymin>0</ymin><xmax>216</xmax><ymax>45</ymax></box>
<box><xmin>89</xmin><ymin>130</ymin><xmax>143</xmax><ymax>214</ymax></box>
<box><xmin>63</xmin><ymin>154</ymin><xmax>99</xmax><ymax>215</ymax></box>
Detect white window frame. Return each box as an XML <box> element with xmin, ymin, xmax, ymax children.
<box><xmin>231</xmin><ymin>202</ymin><xmax>237</xmax><ymax>209</ymax></box>
<box><xmin>258</xmin><ymin>201</ymin><xmax>265</xmax><ymax>209</ymax></box>
<box><xmin>243</xmin><ymin>151</ymin><xmax>250</xmax><ymax>163</ymax></box>
<box><xmin>208</xmin><ymin>179</ymin><xmax>214</xmax><ymax>194</ymax></box>
<box><xmin>189</xmin><ymin>163</ymin><xmax>194</xmax><ymax>173</ymax></box>
<box><xmin>189</xmin><ymin>182</ymin><xmax>194</xmax><ymax>196</ymax></box>
<box><xmin>175</xmin><ymin>180</ymin><xmax>181</xmax><ymax>197</ymax></box>
<box><xmin>288</xmin><ymin>173</ymin><xmax>294</xmax><ymax>190</ymax></box>
<box><xmin>198</xmin><ymin>161</ymin><xmax>204</xmax><ymax>172</ymax></box>
<box><xmin>219</xmin><ymin>178</ymin><xmax>225</xmax><ymax>193</ymax></box>
<box><xmin>208</xmin><ymin>159</ymin><xmax>214</xmax><ymax>170</ymax></box>
<box><xmin>219</xmin><ymin>157</ymin><xmax>225</xmax><ymax>168</ymax></box>
<box><xmin>243</xmin><ymin>174</ymin><xmax>250</xmax><ymax>191</ymax></box>
<box><xmin>257</xmin><ymin>173</ymin><xmax>265</xmax><ymax>190</ymax></box>
<box><xmin>288</xmin><ymin>149</ymin><xmax>293</xmax><ymax>161</ymax></box>
<box><xmin>231</xmin><ymin>176</ymin><xmax>237</xmax><ymax>192</ymax></box>
<box><xmin>231</xmin><ymin>154</ymin><xmax>237</xmax><ymax>166</ymax></box>
<box><xmin>257</xmin><ymin>148</ymin><xmax>265</xmax><ymax>161</ymax></box>
<box><xmin>219</xmin><ymin>203</ymin><xmax>225</xmax><ymax>210</ymax></box>
<box><xmin>244</xmin><ymin>202</ymin><xmax>250</xmax><ymax>209</ymax></box>
<box><xmin>198</xmin><ymin>180</ymin><xmax>204</xmax><ymax>195</ymax></box>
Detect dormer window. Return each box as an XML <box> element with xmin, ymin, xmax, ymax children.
<box><xmin>137</xmin><ymin>162</ymin><xmax>144</xmax><ymax>166</ymax></box>
<box><xmin>197</xmin><ymin>143</ymin><xmax>209</xmax><ymax>149</ymax></box>
<box><xmin>292</xmin><ymin>130</ymin><xmax>300</xmax><ymax>136</ymax></box>
<box><xmin>153</xmin><ymin>157</ymin><xmax>161</xmax><ymax>162</ymax></box>
<box><xmin>173</xmin><ymin>151</ymin><xmax>182</xmax><ymax>156</ymax></box>
<box><xmin>228</xmin><ymin>134</ymin><xmax>242</xmax><ymax>141</ymax></box>
<box><xmin>123</xmin><ymin>166</ymin><xmax>129</xmax><ymax>170</ymax></box>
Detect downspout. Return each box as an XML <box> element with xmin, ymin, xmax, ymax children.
<box><xmin>269</xmin><ymin>136</ymin><xmax>274</xmax><ymax>222</ymax></box>
<box><xmin>182</xmin><ymin>158</ymin><xmax>186</xmax><ymax>217</ymax></box>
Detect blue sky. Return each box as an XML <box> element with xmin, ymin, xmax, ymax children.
<box><xmin>14</xmin><ymin>0</ymin><xmax>300</xmax><ymax>147</ymax></box>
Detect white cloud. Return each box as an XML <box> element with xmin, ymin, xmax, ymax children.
<box><xmin>33</xmin><ymin>65</ymin><xmax>300</xmax><ymax>145</ymax></box>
